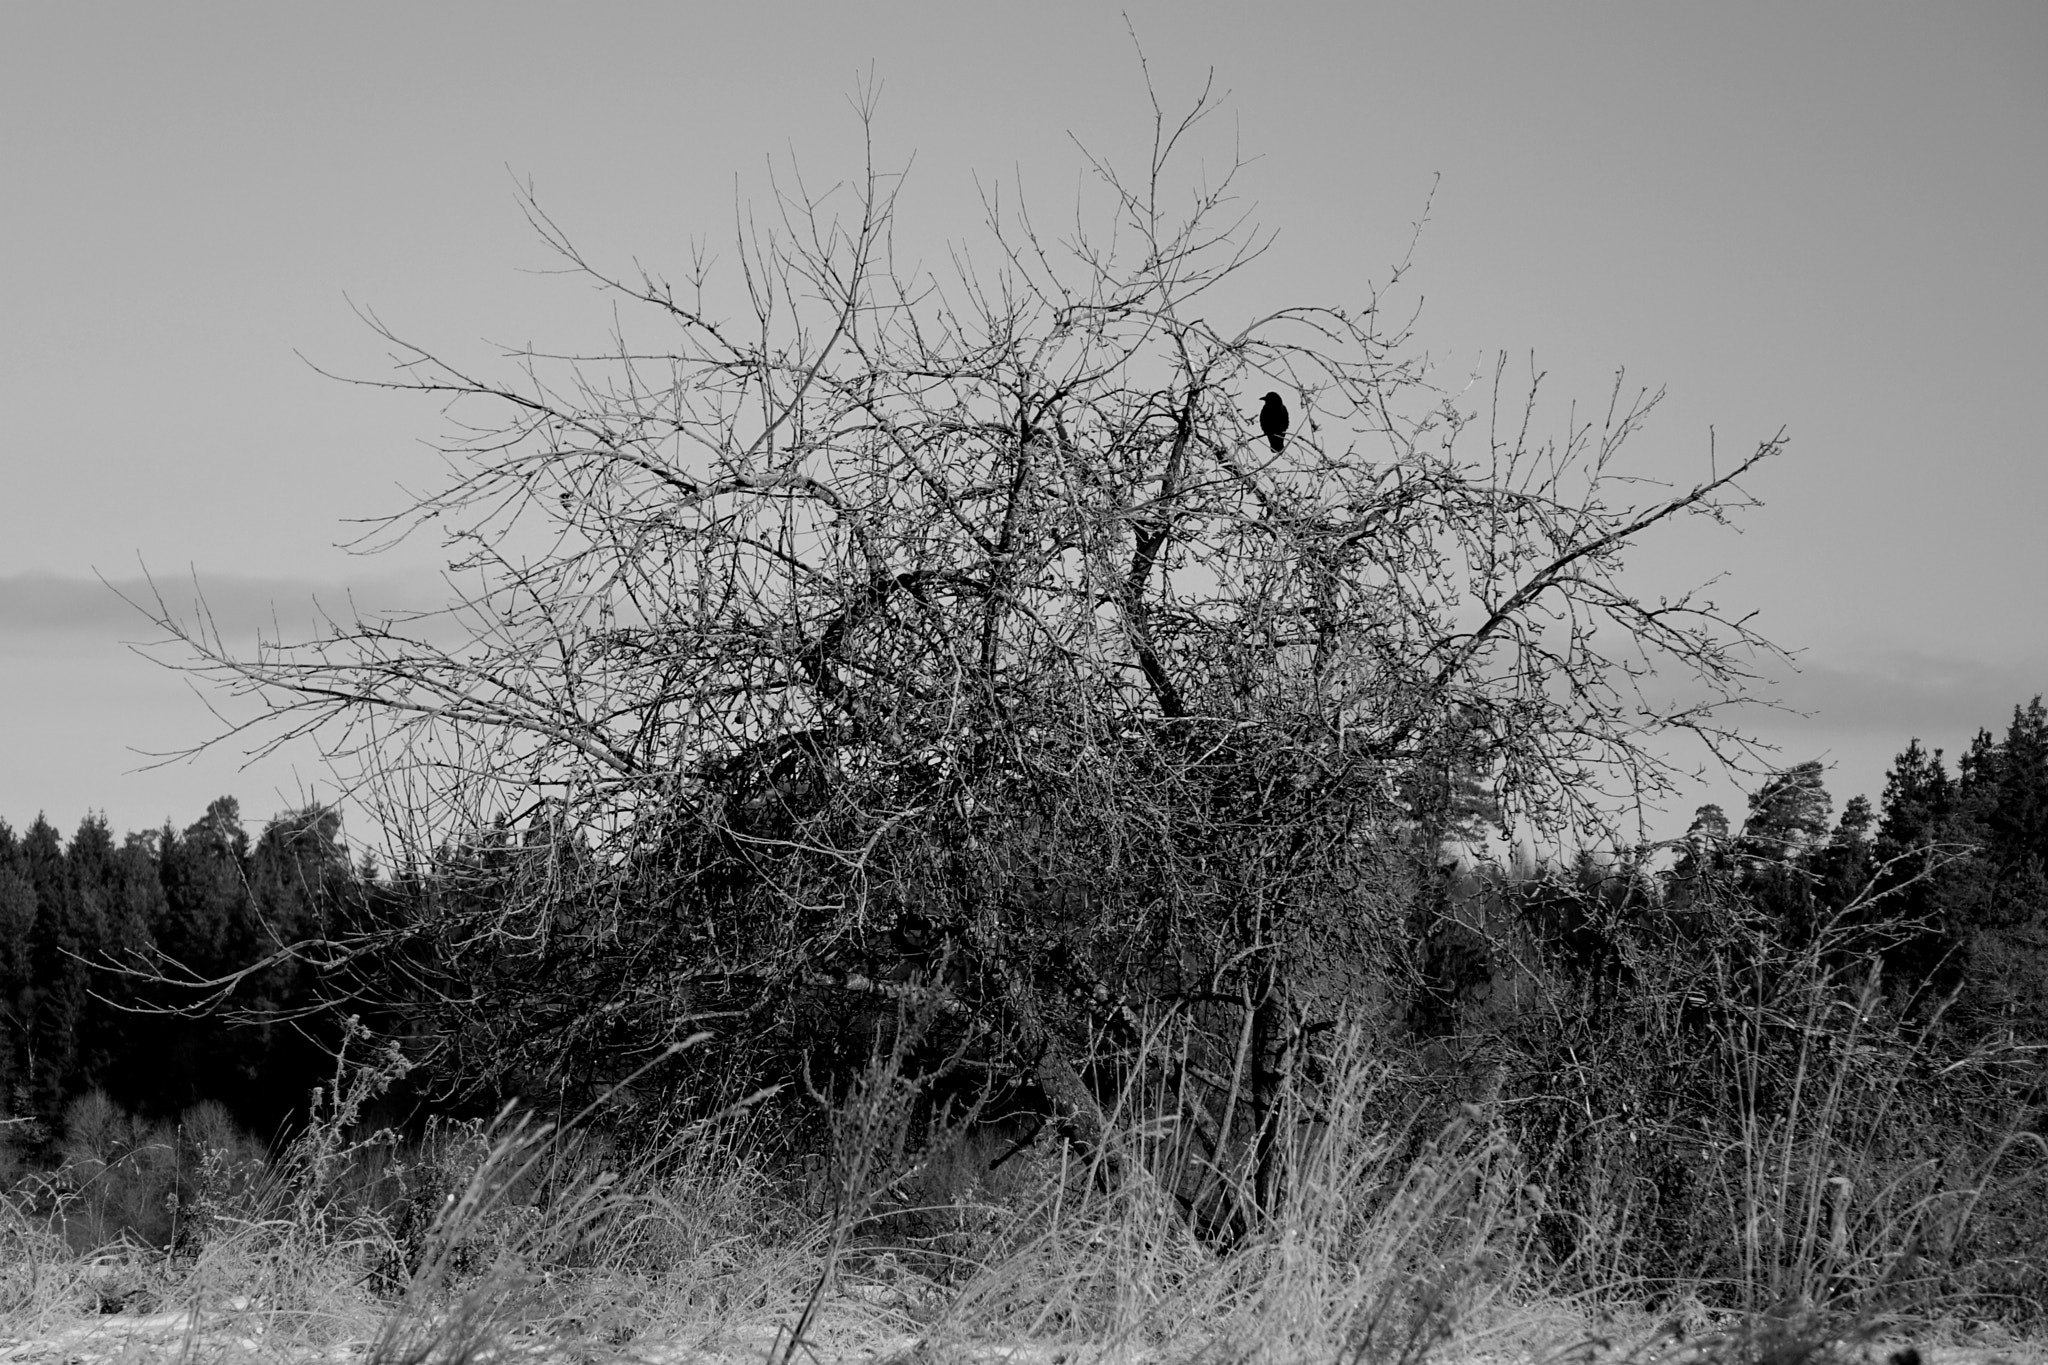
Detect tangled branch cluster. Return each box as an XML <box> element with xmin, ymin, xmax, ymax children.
<box><xmin>143</xmin><ymin>82</ymin><xmax>1783</xmax><ymax>1209</ymax></box>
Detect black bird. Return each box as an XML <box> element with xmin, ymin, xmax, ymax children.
<box><xmin>1258</xmin><ymin>392</ymin><xmax>1289</xmax><ymax>453</ymax></box>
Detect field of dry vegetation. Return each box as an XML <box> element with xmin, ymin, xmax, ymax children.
<box><xmin>3</xmin><ymin>999</ymin><xmax>2043</xmax><ymax>1365</ymax></box>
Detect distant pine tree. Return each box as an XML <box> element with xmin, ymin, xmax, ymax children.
<box><xmin>1872</xmin><ymin>702</ymin><xmax>2048</xmax><ymax>1039</ymax></box>
<box><xmin>0</xmin><ymin>821</ymin><xmax>36</xmax><ymax>1119</ymax></box>
<box><xmin>91</xmin><ymin>829</ymin><xmax>167</xmax><ymax>1115</ymax></box>
<box><xmin>1952</xmin><ymin>700</ymin><xmax>2048</xmax><ymax>1040</ymax></box>
<box><xmin>1740</xmin><ymin>759</ymin><xmax>1834</xmax><ymax>861</ymax></box>
<box><xmin>21</xmin><ymin>816</ymin><xmax>83</xmax><ymax>1118</ymax></box>
<box><xmin>60</xmin><ymin>815</ymin><xmax>122</xmax><ymax>1087</ymax></box>
<box><xmin>237</xmin><ymin>806</ymin><xmax>354</xmax><ymax>1126</ymax></box>
<box><xmin>156</xmin><ymin>797</ymin><xmax>255</xmax><ymax>980</ymax></box>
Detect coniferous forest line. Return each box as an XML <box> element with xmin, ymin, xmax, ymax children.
<box><xmin>0</xmin><ymin>798</ymin><xmax>346</xmax><ymax>1146</ymax></box>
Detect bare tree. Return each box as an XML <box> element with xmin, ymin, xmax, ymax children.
<box><xmin>141</xmin><ymin>76</ymin><xmax>1782</xmax><ymax>1222</ymax></box>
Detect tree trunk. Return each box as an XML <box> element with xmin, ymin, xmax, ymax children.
<box><xmin>1248</xmin><ymin>955</ymin><xmax>1293</xmax><ymax>1219</ymax></box>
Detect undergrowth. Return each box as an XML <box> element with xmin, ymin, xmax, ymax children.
<box><xmin>0</xmin><ymin>1003</ymin><xmax>2040</xmax><ymax>1365</ymax></box>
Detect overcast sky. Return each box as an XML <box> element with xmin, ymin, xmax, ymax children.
<box><xmin>3</xmin><ymin>3</ymin><xmax>2043</xmax><ymax>845</ymax></box>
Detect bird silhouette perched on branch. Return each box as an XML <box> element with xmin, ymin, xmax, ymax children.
<box><xmin>1258</xmin><ymin>392</ymin><xmax>1289</xmax><ymax>454</ymax></box>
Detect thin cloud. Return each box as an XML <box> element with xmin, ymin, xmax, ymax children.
<box><xmin>0</xmin><ymin>569</ymin><xmax>440</xmax><ymax>641</ymax></box>
<box><xmin>1700</xmin><ymin>646</ymin><xmax>2048</xmax><ymax>813</ymax></box>
<box><xmin>1776</xmin><ymin>647</ymin><xmax>2047</xmax><ymax>742</ymax></box>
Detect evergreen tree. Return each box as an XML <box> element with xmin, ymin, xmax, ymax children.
<box><xmin>1868</xmin><ymin>739</ymin><xmax>1972</xmax><ymax>994</ymax></box>
<box><xmin>1795</xmin><ymin>794</ymin><xmax>1880</xmax><ymax>954</ymax></box>
<box><xmin>236</xmin><ymin>806</ymin><xmax>353</xmax><ymax>1126</ymax></box>
<box><xmin>1981</xmin><ymin>698</ymin><xmax>2048</xmax><ymax>892</ymax></box>
<box><xmin>1876</xmin><ymin>739</ymin><xmax>1955</xmax><ymax>855</ymax></box>
<box><xmin>1871</xmin><ymin>706</ymin><xmax>2048</xmax><ymax>1041</ymax></box>
<box><xmin>108</xmin><ymin>831</ymin><xmax>163</xmax><ymax>961</ymax></box>
<box><xmin>1725</xmin><ymin>761</ymin><xmax>1839</xmax><ymax>947</ymax></box>
<box><xmin>1740</xmin><ymin>759</ymin><xmax>1833</xmax><ymax>861</ymax></box>
<box><xmin>60</xmin><ymin>815</ymin><xmax>120</xmax><ymax>1085</ymax></box>
<box><xmin>1835</xmin><ymin>793</ymin><xmax>1875</xmax><ymax>846</ymax></box>
<box><xmin>155</xmin><ymin>798</ymin><xmax>254</xmax><ymax>980</ymax></box>
<box><xmin>1669</xmin><ymin>803</ymin><xmax>1736</xmax><ymax>905</ymax></box>
<box><xmin>247</xmin><ymin>806</ymin><xmax>348</xmax><ymax>953</ymax></box>
<box><xmin>0</xmin><ymin>821</ymin><xmax>35</xmax><ymax>1119</ymax></box>
<box><xmin>20</xmin><ymin>816</ymin><xmax>81</xmax><ymax>1117</ymax></box>
<box><xmin>1950</xmin><ymin>702</ymin><xmax>2048</xmax><ymax>1040</ymax></box>
<box><xmin>91</xmin><ymin>830</ymin><xmax>166</xmax><ymax>1114</ymax></box>
<box><xmin>135</xmin><ymin>799</ymin><xmax>263</xmax><ymax>1117</ymax></box>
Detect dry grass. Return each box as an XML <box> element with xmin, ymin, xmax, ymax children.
<box><xmin>0</xmin><ymin>1026</ymin><xmax>2041</xmax><ymax>1365</ymax></box>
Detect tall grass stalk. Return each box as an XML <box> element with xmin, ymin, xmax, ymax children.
<box><xmin>1717</xmin><ymin>957</ymin><xmax>2043</xmax><ymax>1332</ymax></box>
<box><xmin>917</xmin><ymin>1028</ymin><xmax>1546</xmax><ymax>1364</ymax></box>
